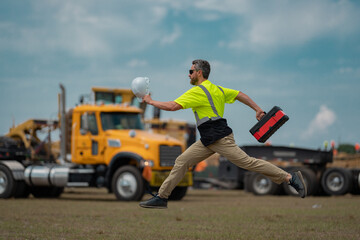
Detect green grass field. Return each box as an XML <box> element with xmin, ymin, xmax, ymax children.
<box><xmin>1</xmin><ymin>188</ymin><xmax>359</xmax><ymax>240</ymax></box>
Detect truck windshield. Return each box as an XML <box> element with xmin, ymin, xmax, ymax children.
<box><xmin>101</xmin><ymin>112</ymin><xmax>144</xmax><ymax>130</ymax></box>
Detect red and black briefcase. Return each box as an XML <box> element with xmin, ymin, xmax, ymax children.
<box><xmin>249</xmin><ymin>106</ymin><xmax>289</xmax><ymax>143</ymax></box>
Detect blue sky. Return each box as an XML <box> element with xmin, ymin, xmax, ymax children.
<box><xmin>1</xmin><ymin>0</ymin><xmax>359</xmax><ymax>149</ymax></box>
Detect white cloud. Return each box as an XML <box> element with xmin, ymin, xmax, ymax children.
<box><xmin>127</xmin><ymin>59</ymin><xmax>148</xmax><ymax>68</ymax></box>
<box><xmin>337</xmin><ymin>67</ymin><xmax>353</xmax><ymax>74</ymax></box>
<box><xmin>334</xmin><ymin>67</ymin><xmax>360</xmax><ymax>79</ymax></box>
<box><xmin>0</xmin><ymin>1</ymin><xmax>171</xmax><ymax>57</ymax></box>
<box><xmin>207</xmin><ymin>0</ymin><xmax>360</xmax><ymax>51</ymax></box>
<box><xmin>155</xmin><ymin>0</ymin><xmax>360</xmax><ymax>51</ymax></box>
<box><xmin>193</xmin><ymin>0</ymin><xmax>250</xmax><ymax>14</ymax></box>
<box><xmin>161</xmin><ymin>25</ymin><xmax>181</xmax><ymax>45</ymax></box>
<box><xmin>2</xmin><ymin>0</ymin><xmax>359</xmax><ymax>57</ymax></box>
<box><xmin>298</xmin><ymin>59</ymin><xmax>319</xmax><ymax>68</ymax></box>
<box><xmin>302</xmin><ymin>105</ymin><xmax>336</xmax><ymax>138</ymax></box>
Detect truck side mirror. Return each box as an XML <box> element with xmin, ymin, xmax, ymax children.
<box><xmin>80</xmin><ymin>112</ymin><xmax>89</xmax><ymax>135</ymax></box>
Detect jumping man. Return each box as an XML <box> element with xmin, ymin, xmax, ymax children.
<box><xmin>140</xmin><ymin>59</ymin><xmax>306</xmax><ymax>209</ymax></box>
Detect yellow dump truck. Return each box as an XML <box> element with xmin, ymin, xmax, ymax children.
<box><xmin>0</xmin><ymin>84</ymin><xmax>192</xmax><ymax>201</ymax></box>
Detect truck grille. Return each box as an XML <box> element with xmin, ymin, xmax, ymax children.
<box><xmin>159</xmin><ymin>145</ymin><xmax>182</xmax><ymax>167</ymax></box>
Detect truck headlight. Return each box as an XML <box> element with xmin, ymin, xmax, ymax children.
<box><xmin>140</xmin><ymin>160</ymin><xmax>154</xmax><ymax>167</ymax></box>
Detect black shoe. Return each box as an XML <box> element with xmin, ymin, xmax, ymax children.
<box><xmin>139</xmin><ymin>195</ymin><xmax>168</xmax><ymax>209</ymax></box>
<box><xmin>289</xmin><ymin>171</ymin><xmax>307</xmax><ymax>198</ymax></box>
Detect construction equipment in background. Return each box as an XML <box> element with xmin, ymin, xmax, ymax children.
<box><xmin>6</xmin><ymin>119</ymin><xmax>59</xmax><ymax>161</ymax></box>
<box><xmin>0</xmin><ymin>136</ymin><xmax>28</xmax><ymax>161</ymax></box>
<box><xmin>194</xmin><ymin>145</ymin><xmax>360</xmax><ymax>197</ymax></box>
<box><xmin>89</xmin><ymin>87</ymin><xmax>147</xmax><ymax>117</ymax></box>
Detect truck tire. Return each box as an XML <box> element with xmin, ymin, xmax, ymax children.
<box><xmin>321</xmin><ymin>168</ymin><xmax>353</xmax><ymax>196</ymax></box>
<box><xmin>31</xmin><ymin>186</ymin><xmax>64</xmax><ymax>198</ymax></box>
<box><xmin>112</xmin><ymin>165</ymin><xmax>144</xmax><ymax>201</ymax></box>
<box><xmin>243</xmin><ymin>171</ymin><xmax>254</xmax><ymax>193</ymax></box>
<box><xmin>13</xmin><ymin>181</ymin><xmax>30</xmax><ymax>198</ymax></box>
<box><xmin>350</xmin><ymin>169</ymin><xmax>360</xmax><ymax>195</ymax></box>
<box><xmin>0</xmin><ymin>165</ymin><xmax>16</xmax><ymax>198</ymax></box>
<box><xmin>249</xmin><ymin>172</ymin><xmax>281</xmax><ymax>196</ymax></box>
<box><xmin>168</xmin><ymin>186</ymin><xmax>188</xmax><ymax>200</ymax></box>
<box><xmin>282</xmin><ymin>167</ymin><xmax>318</xmax><ymax>196</ymax></box>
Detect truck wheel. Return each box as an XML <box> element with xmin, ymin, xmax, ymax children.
<box><xmin>0</xmin><ymin>165</ymin><xmax>16</xmax><ymax>198</ymax></box>
<box><xmin>31</xmin><ymin>186</ymin><xmax>64</xmax><ymax>198</ymax></box>
<box><xmin>49</xmin><ymin>187</ymin><xmax>64</xmax><ymax>197</ymax></box>
<box><xmin>250</xmin><ymin>172</ymin><xmax>280</xmax><ymax>196</ymax></box>
<box><xmin>168</xmin><ymin>187</ymin><xmax>188</xmax><ymax>200</ymax></box>
<box><xmin>321</xmin><ymin>168</ymin><xmax>353</xmax><ymax>196</ymax></box>
<box><xmin>243</xmin><ymin>171</ymin><xmax>254</xmax><ymax>193</ymax></box>
<box><xmin>14</xmin><ymin>181</ymin><xmax>30</xmax><ymax>198</ymax></box>
<box><xmin>112</xmin><ymin>165</ymin><xmax>144</xmax><ymax>201</ymax></box>
<box><xmin>283</xmin><ymin>167</ymin><xmax>318</xmax><ymax>196</ymax></box>
<box><xmin>350</xmin><ymin>169</ymin><xmax>360</xmax><ymax>195</ymax></box>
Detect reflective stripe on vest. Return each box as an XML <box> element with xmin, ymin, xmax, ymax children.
<box><xmin>194</xmin><ymin>85</ymin><xmax>225</xmax><ymax>126</ymax></box>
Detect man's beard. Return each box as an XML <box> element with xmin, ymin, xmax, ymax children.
<box><xmin>190</xmin><ymin>77</ymin><xmax>198</xmax><ymax>85</ymax></box>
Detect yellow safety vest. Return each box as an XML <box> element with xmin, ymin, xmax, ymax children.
<box><xmin>174</xmin><ymin>80</ymin><xmax>239</xmax><ymax>126</ymax></box>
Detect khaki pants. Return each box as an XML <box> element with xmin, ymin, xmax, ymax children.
<box><xmin>158</xmin><ymin>133</ymin><xmax>288</xmax><ymax>199</ymax></box>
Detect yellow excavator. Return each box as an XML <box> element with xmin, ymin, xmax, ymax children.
<box><xmin>6</xmin><ymin>119</ymin><xmax>59</xmax><ymax>161</ymax></box>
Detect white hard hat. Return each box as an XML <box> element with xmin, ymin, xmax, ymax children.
<box><xmin>131</xmin><ymin>77</ymin><xmax>150</xmax><ymax>100</ymax></box>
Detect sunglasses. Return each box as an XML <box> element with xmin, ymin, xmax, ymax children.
<box><xmin>189</xmin><ymin>69</ymin><xmax>198</xmax><ymax>74</ymax></box>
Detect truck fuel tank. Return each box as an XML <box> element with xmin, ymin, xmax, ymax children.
<box><xmin>24</xmin><ymin>165</ymin><xmax>69</xmax><ymax>187</ymax></box>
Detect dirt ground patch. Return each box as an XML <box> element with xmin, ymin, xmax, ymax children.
<box><xmin>1</xmin><ymin>188</ymin><xmax>360</xmax><ymax>240</ymax></box>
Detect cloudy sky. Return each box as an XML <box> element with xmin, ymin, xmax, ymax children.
<box><xmin>1</xmin><ymin>0</ymin><xmax>359</xmax><ymax>149</ymax></box>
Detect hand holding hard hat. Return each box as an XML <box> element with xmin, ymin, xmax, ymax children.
<box><xmin>131</xmin><ymin>77</ymin><xmax>150</xmax><ymax>101</ymax></box>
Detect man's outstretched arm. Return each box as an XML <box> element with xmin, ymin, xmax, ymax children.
<box><xmin>235</xmin><ymin>91</ymin><xmax>265</xmax><ymax>121</ymax></box>
<box><xmin>142</xmin><ymin>95</ymin><xmax>183</xmax><ymax>111</ymax></box>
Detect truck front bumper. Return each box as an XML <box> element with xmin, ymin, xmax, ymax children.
<box><xmin>150</xmin><ymin>171</ymin><xmax>193</xmax><ymax>187</ymax></box>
